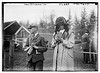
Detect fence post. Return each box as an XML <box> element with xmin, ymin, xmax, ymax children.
<box><xmin>9</xmin><ymin>36</ymin><xmax>14</xmax><ymax>70</ymax></box>
<box><xmin>2</xmin><ymin>45</ymin><xmax>5</xmax><ymax>71</ymax></box>
<box><xmin>89</xmin><ymin>38</ymin><xmax>92</xmax><ymax>62</ymax></box>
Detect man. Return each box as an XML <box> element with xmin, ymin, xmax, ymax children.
<box><xmin>24</xmin><ymin>25</ymin><xmax>47</xmax><ymax>71</ymax></box>
<box><xmin>82</xmin><ymin>30</ymin><xmax>90</xmax><ymax>63</ymax></box>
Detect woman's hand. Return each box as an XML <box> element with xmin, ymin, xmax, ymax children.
<box><xmin>31</xmin><ymin>43</ymin><xmax>35</xmax><ymax>47</ymax></box>
<box><xmin>55</xmin><ymin>38</ymin><xmax>63</xmax><ymax>44</ymax></box>
<box><xmin>62</xmin><ymin>43</ymin><xmax>72</xmax><ymax>49</ymax></box>
<box><xmin>62</xmin><ymin>43</ymin><xmax>67</xmax><ymax>47</ymax></box>
<box><xmin>51</xmin><ymin>43</ymin><xmax>56</xmax><ymax>48</ymax></box>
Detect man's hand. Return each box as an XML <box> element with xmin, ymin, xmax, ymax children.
<box><xmin>33</xmin><ymin>45</ymin><xmax>38</xmax><ymax>49</ymax></box>
<box><xmin>24</xmin><ymin>47</ymin><xmax>30</xmax><ymax>51</ymax></box>
<box><xmin>31</xmin><ymin>43</ymin><xmax>35</xmax><ymax>47</ymax></box>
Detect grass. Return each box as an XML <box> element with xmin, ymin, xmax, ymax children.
<box><xmin>4</xmin><ymin>45</ymin><xmax>96</xmax><ymax>71</ymax></box>
<box><xmin>3</xmin><ymin>34</ymin><xmax>96</xmax><ymax>71</ymax></box>
<box><xmin>43</xmin><ymin>50</ymin><xmax>53</xmax><ymax>70</ymax></box>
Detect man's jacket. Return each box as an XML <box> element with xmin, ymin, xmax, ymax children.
<box><xmin>82</xmin><ymin>33</ymin><xmax>90</xmax><ymax>51</ymax></box>
<box><xmin>25</xmin><ymin>33</ymin><xmax>47</xmax><ymax>62</ymax></box>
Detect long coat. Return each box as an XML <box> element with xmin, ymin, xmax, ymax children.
<box><xmin>51</xmin><ymin>30</ymin><xmax>75</xmax><ymax>71</ymax></box>
<box><xmin>25</xmin><ymin>33</ymin><xmax>47</xmax><ymax>63</ymax></box>
<box><xmin>82</xmin><ymin>33</ymin><xmax>90</xmax><ymax>62</ymax></box>
<box><xmin>82</xmin><ymin>33</ymin><xmax>90</xmax><ymax>51</ymax></box>
<box><xmin>93</xmin><ymin>36</ymin><xmax>98</xmax><ymax>70</ymax></box>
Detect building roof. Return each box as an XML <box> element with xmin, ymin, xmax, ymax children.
<box><xmin>15</xmin><ymin>25</ymin><xmax>30</xmax><ymax>35</ymax></box>
<box><xmin>3</xmin><ymin>21</ymin><xmax>13</xmax><ymax>29</ymax></box>
<box><xmin>4</xmin><ymin>21</ymin><xmax>21</xmax><ymax>35</ymax></box>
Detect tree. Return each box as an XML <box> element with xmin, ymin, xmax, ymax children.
<box><xmin>90</xmin><ymin>10</ymin><xmax>96</xmax><ymax>24</ymax></box>
<box><xmin>67</xmin><ymin>9</ymin><xmax>72</xmax><ymax>25</ymax></box>
<box><xmin>48</xmin><ymin>11</ymin><xmax>55</xmax><ymax>29</ymax></box>
<box><xmin>80</xmin><ymin>8</ymin><xmax>88</xmax><ymax>29</ymax></box>
<box><xmin>39</xmin><ymin>19</ymin><xmax>45</xmax><ymax>28</ymax></box>
<box><xmin>88</xmin><ymin>10</ymin><xmax>96</xmax><ymax>33</ymax></box>
<box><xmin>19</xmin><ymin>20</ymin><xmax>30</xmax><ymax>28</ymax></box>
<box><xmin>74</xmin><ymin>13</ymin><xmax>80</xmax><ymax>26</ymax></box>
<box><xmin>26</xmin><ymin>20</ymin><xmax>30</xmax><ymax>28</ymax></box>
<box><xmin>19</xmin><ymin>21</ymin><xmax>23</xmax><ymax>26</ymax></box>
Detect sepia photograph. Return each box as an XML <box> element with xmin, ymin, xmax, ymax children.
<box><xmin>2</xmin><ymin>2</ymin><xmax>98</xmax><ymax>71</ymax></box>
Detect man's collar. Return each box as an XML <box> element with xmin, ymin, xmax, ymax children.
<box><xmin>34</xmin><ymin>32</ymin><xmax>39</xmax><ymax>37</ymax></box>
<box><xmin>85</xmin><ymin>33</ymin><xmax>88</xmax><ymax>35</ymax></box>
<box><xmin>59</xmin><ymin>29</ymin><xmax>65</xmax><ymax>34</ymax></box>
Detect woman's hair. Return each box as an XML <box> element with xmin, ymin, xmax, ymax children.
<box><xmin>54</xmin><ymin>17</ymin><xmax>69</xmax><ymax>34</ymax></box>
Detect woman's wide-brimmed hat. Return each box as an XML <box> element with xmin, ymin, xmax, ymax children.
<box><xmin>55</xmin><ymin>16</ymin><xmax>68</xmax><ymax>26</ymax></box>
<box><xmin>55</xmin><ymin>16</ymin><xmax>69</xmax><ymax>32</ymax></box>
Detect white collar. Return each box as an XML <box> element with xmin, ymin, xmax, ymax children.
<box><xmin>60</xmin><ymin>29</ymin><xmax>65</xmax><ymax>34</ymax></box>
<box><xmin>34</xmin><ymin>32</ymin><xmax>38</xmax><ymax>37</ymax></box>
<box><xmin>85</xmin><ymin>33</ymin><xmax>88</xmax><ymax>35</ymax></box>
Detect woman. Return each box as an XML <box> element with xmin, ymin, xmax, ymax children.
<box><xmin>51</xmin><ymin>17</ymin><xmax>75</xmax><ymax>71</ymax></box>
